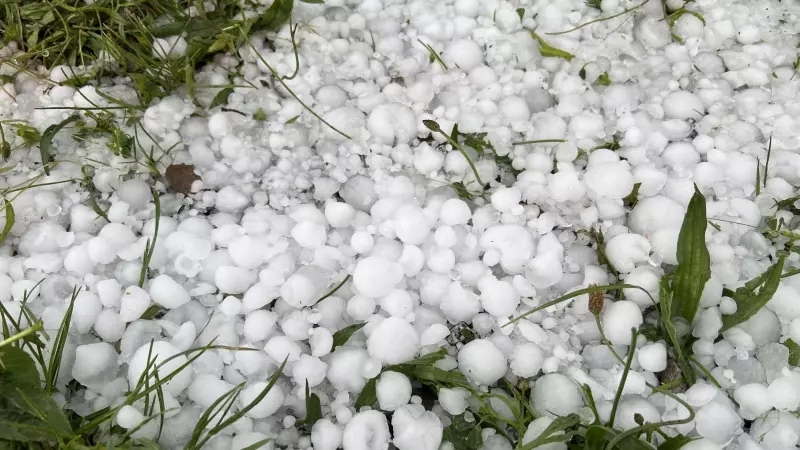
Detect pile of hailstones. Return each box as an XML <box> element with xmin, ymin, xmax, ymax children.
<box><xmin>3</xmin><ymin>0</ymin><xmax>800</xmax><ymax>449</ymax></box>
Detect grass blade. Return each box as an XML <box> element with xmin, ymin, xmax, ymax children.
<box><xmin>657</xmin><ymin>276</ymin><xmax>695</xmax><ymax>384</ymax></box>
<box><xmin>0</xmin><ymin>200</ymin><xmax>14</xmax><ymax>245</ymax></box>
<box><xmin>721</xmin><ymin>255</ymin><xmax>785</xmax><ymax>332</ymax></box>
<box><xmin>672</xmin><ymin>185</ymin><xmax>710</xmax><ymax>324</ymax></box>
<box><xmin>39</xmin><ymin>115</ymin><xmax>80</xmax><ymax>175</ymax></box>
<box><xmin>300</xmin><ymin>381</ymin><xmax>322</xmax><ymax>427</ymax></box>
<box><xmin>313</xmin><ymin>274</ymin><xmax>351</xmax><ymax>306</ymax></box>
<box><xmin>607</xmin><ymin>329</ymin><xmax>638</xmax><ymax>429</ymax></box>
<box><xmin>45</xmin><ymin>287</ymin><xmax>80</xmax><ymax>395</ymax></box>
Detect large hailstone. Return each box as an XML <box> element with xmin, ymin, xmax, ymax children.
<box><xmin>531</xmin><ymin>374</ymin><xmax>583</xmax><ymax>417</ymax></box>
<box><xmin>457</xmin><ymin>339</ymin><xmax>507</xmax><ymax>385</ymax></box>
<box><xmin>479</xmin><ymin>225</ymin><xmax>535</xmax><ymax>274</ymax></box>
<box><xmin>342</xmin><ymin>410</ymin><xmax>391</xmax><ymax>450</ymax></box>
<box><xmin>391</xmin><ymin>404</ymin><xmax>443</xmax><ymax>450</ymax></box>
<box><xmin>353</xmin><ymin>257</ymin><xmax>405</xmax><ymax>298</ymax></box>
<box><xmin>367</xmin><ymin>317</ymin><xmax>420</xmax><ymax>365</ymax></box>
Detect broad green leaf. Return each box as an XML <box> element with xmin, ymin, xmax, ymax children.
<box><xmin>254</xmin><ymin>0</ymin><xmax>294</xmax><ymax>32</ymax></box>
<box><xmin>518</xmin><ymin>414</ymin><xmax>580</xmax><ymax>450</ymax></box>
<box><xmin>0</xmin><ymin>200</ymin><xmax>14</xmax><ymax>245</ymax></box>
<box><xmin>0</xmin><ymin>383</ymin><xmax>73</xmax><ymax>441</ymax></box>
<box><xmin>786</xmin><ymin>338</ymin><xmax>800</xmax><ymax>366</ymax></box>
<box><xmin>672</xmin><ymin>186</ymin><xmax>710</xmax><ymax>324</ymax></box>
<box><xmin>530</xmin><ymin>31</ymin><xmax>575</xmax><ymax>61</ymax></box>
<box><xmin>40</xmin><ymin>115</ymin><xmax>80</xmax><ymax>175</ymax></box>
<box><xmin>209</xmin><ymin>87</ymin><xmax>233</xmax><ymax>109</ymax></box>
<box><xmin>660</xmin><ymin>434</ymin><xmax>697</xmax><ymax>450</ymax></box>
<box><xmin>331</xmin><ymin>322</ymin><xmax>366</xmax><ymax>350</ymax></box>
<box><xmin>0</xmin><ymin>346</ymin><xmax>39</xmax><ymax>390</ymax></box>
<box><xmin>354</xmin><ymin>377</ymin><xmax>377</xmax><ymax>409</ymax></box>
<box><xmin>721</xmin><ymin>255</ymin><xmax>786</xmax><ymax>332</ymax></box>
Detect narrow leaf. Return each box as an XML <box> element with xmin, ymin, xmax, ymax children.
<box><xmin>209</xmin><ymin>88</ymin><xmax>233</xmax><ymax>109</ymax></box>
<box><xmin>721</xmin><ymin>256</ymin><xmax>786</xmax><ymax>331</ymax></box>
<box><xmin>0</xmin><ymin>200</ymin><xmax>14</xmax><ymax>245</ymax></box>
<box><xmin>530</xmin><ymin>31</ymin><xmax>575</xmax><ymax>61</ymax></box>
<box><xmin>39</xmin><ymin>115</ymin><xmax>80</xmax><ymax>175</ymax></box>
<box><xmin>301</xmin><ymin>381</ymin><xmax>322</xmax><ymax>427</ymax></box>
<box><xmin>786</xmin><ymin>339</ymin><xmax>800</xmax><ymax>366</ymax></box>
<box><xmin>331</xmin><ymin>323</ymin><xmax>366</xmax><ymax>350</ymax></box>
<box><xmin>354</xmin><ymin>377</ymin><xmax>377</xmax><ymax>409</ymax></box>
<box><xmin>672</xmin><ymin>186</ymin><xmax>710</xmax><ymax>324</ymax></box>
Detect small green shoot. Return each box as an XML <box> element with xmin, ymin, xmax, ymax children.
<box><xmin>516</xmin><ymin>8</ymin><xmax>525</xmax><ymax>21</ymax></box>
<box><xmin>597</xmin><ymin>72</ymin><xmax>611</xmax><ymax>86</ymax></box>
<box><xmin>138</xmin><ymin>191</ymin><xmax>161</xmax><ymax>288</ymax></box>
<box><xmin>423</xmin><ymin>120</ymin><xmax>483</xmax><ymax>186</ymax></box>
<box><xmin>285</xmin><ymin>115</ymin><xmax>301</xmax><ymax>125</ymax></box>
<box><xmin>254</xmin><ymin>108</ymin><xmax>268</xmax><ymax>121</ymax></box>
<box><xmin>529</xmin><ymin>31</ymin><xmax>575</xmax><ymax>61</ymax></box>
<box><xmin>39</xmin><ymin>115</ymin><xmax>80</xmax><ymax>175</ymax></box>
<box><xmin>418</xmin><ymin>39</ymin><xmax>449</xmax><ymax>71</ymax></box>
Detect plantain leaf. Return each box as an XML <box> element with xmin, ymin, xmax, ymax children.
<box><xmin>672</xmin><ymin>185</ymin><xmax>711</xmax><ymax>324</ymax></box>
<box><xmin>721</xmin><ymin>255</ymin><xmax>785</xmax><ymax>332</ymax></box>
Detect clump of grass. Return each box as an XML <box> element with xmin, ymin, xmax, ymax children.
<box><xmin>0</xmin><ymin>0</ymin><xmax>297</xmax><ymax>104</ymax></box>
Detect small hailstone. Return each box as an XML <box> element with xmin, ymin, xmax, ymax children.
<box><xmin>394</xmin><ymin>205</ymin><xmax>432</xmax><ymax>245</ymax></box>
<box><xmin>443</xmin><ymin>39</ymin><xmax>484</xmax><ymax>72</ymax></box>
<box><xmin>96</xmin><ymin>278</ymin><xmax>122</xmax><ymax>308</ymax></box>
<box><xmin>622</xmin><ymin>267</ymin><xmax>660</xmax><ymax>307</ymax></box>
<box><xmin>510</xmin><ymin>343</ymin><xmax>544</xmax><ymax>378</ymax></box>
<box><xmin>117</xmin><ymin>179</ymin><xmax>151</xmax><ymax>210</ymax></box>
<box><xmin>438</xmin><ymin>387</ymin><xmax>470</xmax><ymax>415</ymax></box>
<box><xmin>366</xmin><ymin>103</ymin><xmax>417</xmax><ymax>144</ymax></box>
<box><xmin>312</xmin><ymin>419</ymin><xmax>343</xmax><ymax>450</ymax></box>
<box><xmin>351</xmin><ymin>231</ymin><xmax>374</xmax><ymax>254</ymax></box>
<box><xmin>531</xmin><ymin>374</ymin><xmax>583</xmax><ymax>417</ymax></box>
<box><xmin>353</xmin><ymin>257</ymin><xmax>404</xmax><ymax>298</ymax></box>
<box><xmin>240</xmin><ymin>382</ymin><xmax>284</xmax><ymax>418</ymax></box>
<box><xmin>380</xmin><ymin>289</ymin><xmax>413</xmax><ymax>317</ymax></box>
<box><xmin>376</xmin><ymin>371</ymin><xmax>412</xmax><ymax>411</ymax></box>
<box><xmin>265</xmin><ymin>336</ymin><xmax>303</xmax><ymax>362</ymax></box>
<box><xmin>188</xmin><ymin>374</ymin><xmax>235</xmax><ymax>409</ymax></box>
<box><xmin>119</xmin><ymin>286</ymin><xmax>151</xmax><ymax>323</ymax></box>
<box><xmin>243</xmin><ymin>310</ymin><xmax>278</xmax><ymax>342</ymax></box>
<box><xmin>215</xmin><ymin>266</ymin><xmax>256</xmax><ymax>294</ymax></box>
<box><xmin>310</xmin><ymin>328</ymin><xmax>333</xmax><ymax>357</ymax></box>
<box><xmin>343</xmin><ymin>410</ymin><xmax>390</xmax><ymax>450</ymax></box>
<box><xmin>628</xmin><ymin>196</ymin><xmax>684</xmax><ymax>236</ymax></box>
<box><xmin>733</xmin><ymin>384</ymin><xmax>772</xmax><ymax>420</ymax></box>
<box><xmin>242</xmin><ymin>282</ymin><xmax>278</xmax><ymax>312</ymax></box>
<box><xmin>637</xmin><ymin>343</ymin><xmax>667</xmax><ymax>372</ymax></box>
<box><xmin>391</xmin><ymin>404</ymin><xmax>443</xmax><ymax>450</ymax></box>
<box><xmin>72</xmin><ymin>342</ymin><xmax>117</xmax><ymax>386</ymax></box>
<box><xmin>292</xmin><ymin>355</ymin><xmax>328</xmax><ymax>388</ymax></box>
<box><xmin>439</xmin><ymin>199</ymin><xmax>472</xmax><ymax>225</ymax></box>
<box><xmin>663</xmin><ymin>90</ymin><xmax>705</xmax><ymax>120</ymax></box>
<box><xmin>325</xmin><ymin>202</ymin><xmax>356</xmax><ymax>228</ymax></box>
<box><xmin>116</xmin><ymin>405</ymin><xmax>145</xmax><ymax>429</ymax></box>
<box><xmin>94</xmin><ymin>309</ymin><xmax>125</xmax><ymax>342</ymax></box>
<box><xmin>128</xmin><ymin>341</ymin><xmax>192</xmax><ymax>396</ymax></box>
<box><xmin>478</xmin><ymin>277</ymin><xmax>520</xmax><ymax>317</ymax></box>
<box><xmin>695</xmin><ymin>401</ymin><xmax>742</xmax><ymax>445</ymax></box>
<box><xmin>73</xmin><ymin>292</ymin><xmax>103</xmax><ymax>334</ymax></box>
<box><xmin>458</xmin><ymin>339</ymin><xmax>507</xmax><ymax>385</ymax></box>
<box><xmin>149</xmin><ymin>274</ymin><xmax>190</xmax><ymax>309</ymax></box>
<box><xmin>367</xmin><ymin>317</ymin><xmax>420</xmax><ymax>365</ymax></box>
<box><xmin>614</xmin><ymin>395</ymin><xmax>661</xmax><ymax>431</ymax></box>
<box><xmin>420</xmin><ymin>324</ymin><xmax>450</xmax><ymax>346</ymax></box>
<box><xmin>605</xmin><ymin>234</ymin><xmax>651</xmax><ymax>273</ymax></box>
<box><xmin>292</xmin><ymin>221</ymin><xmax>328</xmax><ymax>248</ymax></box>
<box><xmin>602</xmin><ymin>301</ymin><xmax>643</xmax><ymax>345</ymax></box>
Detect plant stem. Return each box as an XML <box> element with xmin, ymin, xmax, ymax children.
<box><xmin>0</xmin><ymin>321</ymin><xmax>43</xmax><ymax>347</ymax></box>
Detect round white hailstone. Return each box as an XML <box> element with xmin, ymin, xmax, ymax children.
<box><xmin>695</xmin><ymin>401</ymin><xmax>742</xmax><ymax>444</ymax></box>
<box><xmin>291</xmin><ymin>221</ymin><xmax>327</xmax><ymax>249</ymax></box>
<box><xmin>734</xmin><ymin>384</ymin><xmax>772</xmax><ymax>420</ymax></box>
<box><xmin>392</xmin><ymin>404</ymin><xmax>443</xmax><ymax>450</ymax></box>
<box><xmin>479</xmin><ymin>225</ymin><xmax>535</xmax><ymax>275</ymax></box>
<box><xmin>119</xmin><ymin>286</ymin><xmax>151</xmax><ymax>323</ymax></box>
<box><xmin>649</xmin><ymin>227</ymin><xmax>680</xmax><ymax>265</ymax></box>
<box><xmin>347</xmin><ymin>295</ymin><xmax>377</xmax><ymax>321</ymax></box>
<box><xmin>353</xmin><ymin>257</ymin><xmax>404</xmax><ymax>298</ymax></box>
<box><xmin>438</xmin><ymin>387</ymin><xmax>470</xmax><ymax>415</ymax></box>
<box><xmin>231</xmin><ymin>432</ymin><xmax>271</xmax><ymax>450</ymax></box>
<box><xmin>285</xmin><ymin>351</ymin><xmax>326</xmax><ymax>387</ymax></box>
<box><xmin>312</xmin><ymin>419</ymin><xmax>343</xmax><ymax>450</ymax></box>
<box><xmin>228</xmin><ymin>236</ymin><xmax>267</xmax><ymax>269</ymax></box>
<box><xmin>692</xmin><ymin>307</ymin><xmax>722</xmax><ymax>341</ymax></box>
<box><xmin>367</xmin><ymin>103</ymin><xmax>417</xmax><ymax>144</ymax></box>
<box><xmin>531</xmin><ymin>374</ymin><xmax>583</xmax><ymax>417</ymax></box>
<box><xmin>243</xmin><ymin>310</ymin><xmax>278</xmax><ymax>342</ymax></box>
<box><xmin>394</xmin><ymin>205</ymin><xmax>432</xmax><ymax>245</ymax></box>
<box><xmin>681</xmin><ymin>439</ymin><xmax>723</xmax><ymax>450</ymax></box>
<box><xmin>628</xmin><ymin>196</ymin><xmax>684</xmax><ymax>236</ymax></box>
<box><xmin>768</xmin><ymin>376</ymin><xmax>800</xmax><ymax>411</ymax></box>
<box><xmin>637</xmin><ymin>343</ymin><xmax>667</xmax><ymax>372</ymax></box>
<box><xmin>526</xmin><ymin>252</ymin><xmax>564</xmax><ymax>289</ymax></box>
<box><xmin>499</xmin><ymin>96</ymin><xmax>531</xmax><ymax>122</ymax></box>
<box><xmin>510</xmin><ymin>343</ymin><xmax>544</xmax><ymax>378</ymax></box>
<box><xmin>767</xmin><ymin>283</ymin><xmax>800</xmax><ymax>319</ymax></box>
<box><xmin>325</xmin><ymin>202</ymin><xmax>356</xmax><ymax>228</ymax></box>
<box><xmin>117</xmin><ymin>179</ymin><xmax>151</xmax><ymax>211</ymax></box>
<box><xmin>737</xmin><ymin>308</ymin><xmax>781</xmax><ymax>346</ymax></box>
<box><xmin>265</xmin><ymin>336</ymin><xmax>303</xmax><ymax>362</ymax></box>
<box><xmin>215</xmin><ymin>266</ymin><xmax>256</xmax><ymax>294</ymax></box>
<box><xmin>116</xmin><ymin>405</ymin><xmax>145</xmax><ymax>429</ymax></box>
<box><xmin>351</xmin><ymin>231</ymin><xmax>375</xmax><ymax>254</ymax></box>
<box><xmin>149</xmin><ymin>274</ymin><xmax>190</xmax><ymax>309</ymax></box>
<box><xmin>128</xmin><ymin>341</ymin><xmax>192</xmax><ymax>396</ymax></box>
<box><xmin>242</xmin><ymin>282</ymin><xmax>278</xmax><ymax>312</ymax></box>
<box><xmin>603</xmin><ymin>301</ymin><xmax>643</xmax><ymax>345</ymax></box>
<box><xmin>327</xmin><ymin>347</ymin><xmax>370</xmax><ymax>392</ymax></box>
<box><xmin>478</xmin><ymin>277</ymin><xmax>520</xmax><ymax>317</ymax></box>
<box><xmin>439</xmin><ymin>199</ymin><xmax>472</xmax><ymax>225</ymax></box>
<box><xmin>662</xmin><ymin>142</ymin><xmax>700</xmax><ymax>171</ymax></box>
<box><xmin>443</xmin><ymin>39</ymin><xmax>483</xmax><ymax>72</ymax></box>
<box><xmin>420</xmin><ymin>324</ymin><xmax>450</xmax><ymax>346</ymax></box>
<box><xmin>490</xmin><ymin>187</ymin><xmax>522</xmax><ymax>212</ymax></box>
<box><xmin>73</xmin><ymin>292</ymin><xmax>102</xmax><ymax>334</ymax></box>
<box><xmin>699</xmin><ymin>276</ymin><xmax>723</xmax><ymax>308</ymax></box>
<box><xmin>96</xmin><ymin>279</ymin><xmax>122</xmax><ymax>308</ymax></box>
<box><xmin>188</xmin><ymin>374</ymin><xmax>235</xmax><ymax>409</ymax></box>
<box><xmin>87</xmin><ymin>237</ymin><xmax>117</xmax><ymax>264</ymax></box>
<box><xmin>458</xmin><ymin>339</ymin><xmax>507</xmax><ymax>385</ymax></box>
<box><xmin>376</xmin><ymin>371</ymin><xmax>412</xmax><ymax>411</ymax></box>
<box><xmin>522</xmin><ymin>417</ymin><xmax>567</xmax><ymax>450</ymax></box>
<box><xmin>605</xmin><ymin>234</ymin><xmax>652</xmax><ymax>274</ymax></box>
<box><xmin>380</xmin><ymin>289</ymin><xmax>413</xmax><ymax>317</ymax></box>
<box><xmin>72</xmin><ymin>342</ymin><xmax>117</xmax><ymax>385</ymax></box>
<box><xmin>216</xmin><ymin>186</ymin><xmax>249</xmax><ymax>213</ymax></box>
<box><xmin>367</xmin><ymin>317</ymin><xmax>420</xmax><ymax>365</ymax></box>
<box><xmin>310</xmin><ymin>328</ymin><xmax>333</xmax><ymax>357</ymax></box>
<box><xmin>614</xmin><ymin>395</ymin><xmax>661</xmax><ymax>430</ymax></box>
<box><xmin>343</xmin><ymin>410</ymin><xmax>390</xmax><ymax>450</ymax></box>
<box><xmin>239</xmin><ymin>382</ymin><xmax>284</xmax><ymax>419</ymax></box>
<box><xmin>547</xmin><ymin>169</ymin><xmax>586</xmax><ymax>203</ymax></box>
<box><xmin>663</xmin><ymin>90</ymin><xmax>705</xmax><ymax>120</ymax></box>
<box><xmin>94</xmin><ymin>309</ymin><xmax>125</xmax><ymax>342</ymax></box>
<box><xmin>623</xmin><ymin>267</ymin><xmax>660</xmax><ymax>307</ymax></box>
<box><xmin>585</xmin><ymin>162</ymin><xmax>634</xmax><ymax>199</ymax></box>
